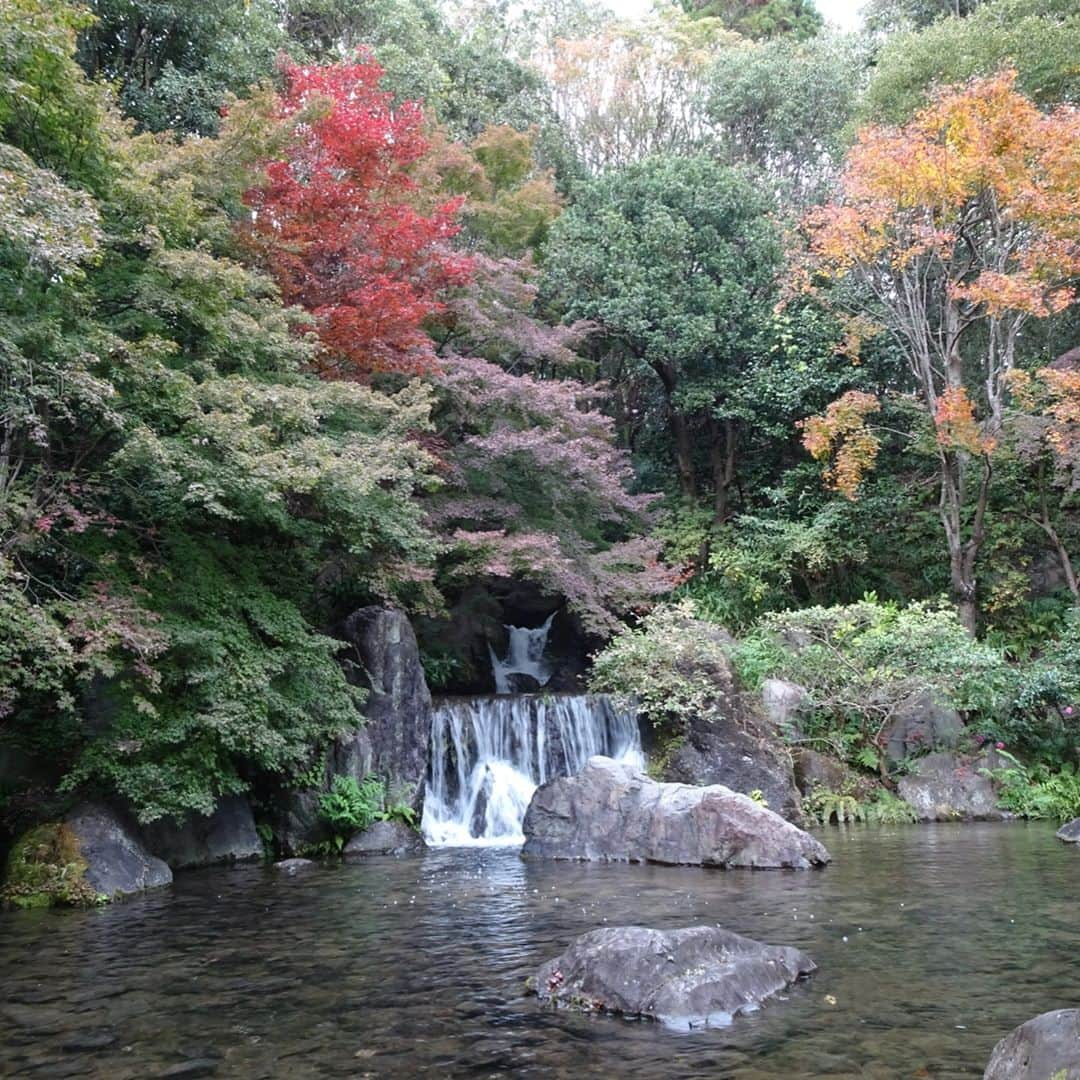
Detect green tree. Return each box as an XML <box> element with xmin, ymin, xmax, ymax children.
<box><xmin>544</xmin><ymin>155</ymin><xmax>782</xmax><ymax>523</ymax></box>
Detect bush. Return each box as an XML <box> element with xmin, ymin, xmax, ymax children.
<box><xmin>983</xmin><ymin>752</ymin><xmax>1080</xmax><ymax>821</ymax></box>
<box><xmin>588</xmin><ymin>601</ymin><xmax>734</xmax><ymax>730</ymax></box>
<box><xmin>734</xmin><ymin>597</ymin><xmax>1011</xmax><ymax>771</ymax></box>
<box><xmin>319</xmin><ymin>776</ymin><xmax>387</xmax><ymax>838</ymax></box>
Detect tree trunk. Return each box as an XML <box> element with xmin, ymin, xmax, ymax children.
<box><xmin>939</xmin><ymin>450</ymin><xmax>990</xmax><ymax>636</ymax></box>
<box><xmin>671</xmin><ymin>409</ymin><xmax>697</xmax><ymax>499</ymax></box>
<box><xmin>708</xmin><ymin>415</ymin><xmax>736</xmax><ymax>524</ymax></box>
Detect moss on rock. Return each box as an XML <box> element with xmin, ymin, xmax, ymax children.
<box><xmin>0</xmin><ymin>823</ymin><xmax>101</xmax><ymax>909</ymax></box>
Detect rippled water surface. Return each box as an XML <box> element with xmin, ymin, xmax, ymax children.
<box><xmin>2</xmin><ymin>824</ymin><xmax>1078</xmax><ymax>1078</ymax></box>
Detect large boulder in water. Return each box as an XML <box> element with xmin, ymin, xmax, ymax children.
<box><xmin>897</xmin><ymin>751</ymin><xmax>1006</xmax><ymax>821</ymax></box>
<box><xmin>344</xmin><ymin>820</ymin><xmax>425</xmax><ymax>856</ymax></box>
<box><xmin>983</xmin><ymin>1009</ymin><xmax>1080</xmax><ymax>1079</ymax></box>
<box><xmin>533</xmin><ymin>925</ymin><xmax>816</xmax><ymax>1031</ymax></box>
<box><xmin>522</xmin><ymin>757</ymin><xmax>829</xmax><ymax>869</ymax></box>
<box><xmin>3</xmin><ymin>803</ymin><xmax>172</xmax><ymax>907</ymax></box>
<box><xmin>1058</xmin><ymin>818</ymin><xmax>1080</xmax><ymax>844</ymax></box>
<box><xmin>140</xmin><ymin>795</ymin><xmax>261</xmax><ymax>869</ymax></box>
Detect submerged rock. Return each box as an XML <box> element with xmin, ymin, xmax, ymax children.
<box><xmin>1057</xmin><ymin>818</ymin><xmax>1080</xmax><ymax>843</ymax></box>
<box><xmin>140</xmin><ymin>795</ymin><xmax>261</xmax><ymax>869</ymax></box>
<box><xmin>521</xmin><ymin>757</ymin><xmax>829</xmax><ymax>869</ymax></box>
<box><xmin>344</xmin><ymin>820</ymin><xmax>425</xmax><ymax>856</ymax></box>
<box><xmin>533</xmin><ymin>925</ymin><xmax>816</xmax><ymax>1031</ymax></box>
<box><xmin>897</xmin><ymin>751</ymin><xmax>1006</xmax><ymax>821</ymax></box>
<box><xmin>983</xmin><ymin>1008</ymin><xmax>1080</xmax><ymax>1079</ymax></box>
<box><xmin>273</xmin><ymin>858</ymin><xmax>314</xmax><ymax>872</ymax></box>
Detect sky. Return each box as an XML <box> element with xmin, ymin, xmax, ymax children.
<box><xmin>606</xmin><ymin>0</ymin><xmax>864</xmax><ymax>30</ymax></box>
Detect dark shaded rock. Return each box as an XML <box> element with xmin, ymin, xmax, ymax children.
<box><xmin>1058</xmin><ymin>818</ymin><xmax>1080</xmax><ymax>843</ymax></box>
<box><xmin>883</xmin><ymin>690</ymin><xmax>963</xmax><ymax>764</ymax></box>
<box><xmin>141</xmin><ymin>796</ymin><xmax>261</xmax><ymax>869</ymax></box>
<box><xmin>533</xmin><ymin>925</ymin><xmax>816</xmax><ymax>1031</ymax></box>
<box><xmin>983</xmin><ymin>1008</ymin><xmax>1080</xmax><ymax>1080</ymax></box>
<box><xmin>792</xmin><ymin>749</ymin><xmax>851</xmax><ymax>796</ymax></box>
<box><xmin>344</xmin><ymin>820</ymin><xmax>425</xmax><ymax>857</ymax></box>
<box><xmin>650</xmin><ymin>633</ymin><xmax>801</xmax><ymax>823</ymax></box>
<box><xmin>505</xmin><ymin>672</ymin><xmax>542</xmax><ymax>693</ymax></box>
<box><xmin>270</xmin><ymin>606</ymin><xmax>432</xmax><ymax>854</ymax></box>
<box><xmin>65</xmin><ymin>803</ymin><xmax>172</xmax><ymax>899</ymax></box>
<box><xmin>897</xmin><ymin>751</ymin><xmax>1005</xmax><ymax>821</ymax></box>
<box><xmin>273</xmin><ymin>858</ymin><xmax>314</xmax><ymax>872</ymax></box>
<box><xmin>522</xmin><ymin>757</ymin><xmax>829</xmax><ymax>869</ymax></box>
<box><xmin>158</xmin><ymin>1060</ymin><xmax>220</xmax><ymax>1078</ymax></box>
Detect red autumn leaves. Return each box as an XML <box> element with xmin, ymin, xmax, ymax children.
<box><xmin>244</xmin><ymin>59</ymin><xmax>472</xmax><ymax>378</ymax></box>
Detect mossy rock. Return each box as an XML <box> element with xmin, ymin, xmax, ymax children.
<box><xmin>0</xmin><ymin>823</ymin><xmax>101</xmax><ymax>909</ymax></box>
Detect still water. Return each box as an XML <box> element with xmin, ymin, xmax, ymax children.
<box><xmin>2</xmin><ymin>823</ymin><xmax>1077</xmax><ymax>1078</ymax></box>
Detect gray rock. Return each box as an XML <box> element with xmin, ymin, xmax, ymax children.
<box><xmin>762</xmin><ymin>679</ymin><xmax>811</xmax><ymax>736</ymax></box>
<box><xmin>652</xmin><ymin>639</ymin><xmax>801</xmax><ymax>822</ymax></box>
<box><xmin>522</xmin><ymin>757</ymin><xmax>829</xmax><ymax>869</ymax></box>
<box><xmin>534</xmin><ymin>925</ymin><xmax>816</xmax><ymax>1031</ymax></box>
<box><xmin>141</xmin><ymin>796</ymin><xmax>261</xmax><ymax>869</ymax></box>
<box><xmin>883</xmin><ymin>690</ymin><xmax>963</xmax><ymax>764</ymax></box>
<box><xmin>792</xmin><ymin>749</ymin><xmax>852</xmax><ymax>796</ymax></box>
<box><xmin>897</xmin><ymin>751</ymin><xmax>1005</xmax><ymax>821</ymax></box>
<box><xmin>983</xmin><ymin>1008</ymin><xmax>1080</xmax><ymax>1080</ymax></box>
<box><xmin>1058</xmin><ymin>818</ymin><xmax>1080</xmax><ymax>843</ymax></box>
<box><xmin>344</xmin><ymin>819</ymin><xmax>425</xmax><ymax>856</ymax></box>
<box><xmin>273</xmin><ymin>858</ymin><xmax>314</xmax><ymax>872</ymax></box>
<box><xmin>272</xmin><ymin>606</ymin><xmax>432</xmax><ymax>854</ymax></box>
<box><xmin>65</xmin><ymin>803</ymin><xmax>172</xmax><ymax>899</ymax></box>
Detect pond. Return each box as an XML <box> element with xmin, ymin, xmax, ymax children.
<box><xmin>2</xmin><ymin>823</ymin><xmax>1077</xmax><ymax>1078</ymax></box>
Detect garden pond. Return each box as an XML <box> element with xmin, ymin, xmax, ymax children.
<box><xmin>2</xmin><ymin>822</ymin><xmax>1077</xmax><ymax>1078</ymax></box>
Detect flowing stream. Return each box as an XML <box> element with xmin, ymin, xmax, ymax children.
<box><xmin>421</xmin><ymin>694</ymin><xmax>643</xmax><ymax>846</ymax></box>
<box><xmin>2</xmin><ymin>825</ymin><xmax>1077</xmax><ymax>1078</ymax></box>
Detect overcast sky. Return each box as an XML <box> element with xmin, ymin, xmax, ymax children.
<box><xmin>606</xmin><ymin>0</ymin><xmax>864</xmax><ymax>30</ymax></box>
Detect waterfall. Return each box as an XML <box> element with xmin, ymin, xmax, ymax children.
<box><xmin>489</xmin><ymin>612</ymin><xmax>556</xmax><ymax>693</ymax></box>
<box><xmin>421</xmin><ymin>694</ymin><xmax>643</xmax><ymax>847</ymax></box>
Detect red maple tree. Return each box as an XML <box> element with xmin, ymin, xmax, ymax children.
<box><xmin>244</xmin><ymin>59</ymin><xmax>472</xmax><ymax>378</ymax></box>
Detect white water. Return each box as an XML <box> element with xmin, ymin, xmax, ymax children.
<box><xmin>489</xmin><ymin>612</ymin><xmax>555</xmax><ymax>694</ymax></box>
<box><xmin>421</xmin><ymin>694</ymin><xmax>643</xmax><ymax>847</ymax></box>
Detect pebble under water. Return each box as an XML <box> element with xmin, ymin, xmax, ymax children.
<box><xmin>2</xmin><ymin>823</ymin><xmax>1078</xmax><ymax>1078</ymax></box>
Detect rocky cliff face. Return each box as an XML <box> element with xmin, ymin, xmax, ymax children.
<box><xmin>271</xmin><ymin>606</ymin><xmax>433</xmax><ymax>854</ymax></box>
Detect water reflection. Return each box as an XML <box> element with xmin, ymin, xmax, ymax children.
<box><xmin>2</xmin><ymin>824</ymin><xmax>1078</xmax><ymax>1078</ymax></box>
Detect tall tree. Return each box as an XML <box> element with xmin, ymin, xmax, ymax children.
<box><xmin>243</xmin><ymin>59</ymin><xmax>472</xmax><ymax>378</ymax></box>
<box><xmin>544</xmin><ymin>154</ymin><xmax>781</xmax><ymax>522</ymax></box>
<box><xmin>801</xmin><ymin>72</ymin><xmax>1080</xmax><ymax>632</ymax></box>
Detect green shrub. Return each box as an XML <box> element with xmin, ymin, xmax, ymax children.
<box><xmin>983</xmin><ymin>751</ymin><xmax>1080</xmax><ymax>821</ymax></box>
<box><xmin>803</xmin><ymin>786</ymin><xmax>918</xmax><ymax>827</ymax></box>
<box><xmin>0</xmin><ymin>824</ymin><xmax>101</xmax><ymax>909</ymax></box>
<box><xmin>319</xmin><ymin>775</ymin><xmax>387</xmax><ymax>837</ymax></box>
<box><xmin>589</xmin><ymin>600</ymin><xmax>733</xmax><ymax>730</ymax></box>
<box><xmin>734</xmin><ymin>597</ymin><xmax>1011</xmax><ymax>770</ymax></box>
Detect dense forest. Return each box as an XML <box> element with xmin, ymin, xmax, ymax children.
<box><xmin>1</xmin><ymin>0</ymin><xmax>1078</xmax><ymax>853</ymax></box>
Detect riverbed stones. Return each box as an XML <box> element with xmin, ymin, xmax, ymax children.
<box><xmin>521</xmin><ymin>757</ymin><xmax>830</xmax><ymax>869</ymax></box>
<box><xmin>533</xmin><ymin>925</ymin><xmax>816</xmax><ymax>1031</ymax></box>
<box><xmin>983</xmin><ymin>1008</ymin><xmax>1080</xmax><ymax>1079</ymax></box>
<box><xmin>344</xmin><ymin>820</ymin><xmax>425</xmax><ymax>856</ymax></box>
<box><xmin>1058</xmin><ymin>818</ymin><xmax>1080</xmax><ymax>843</ymax></box>
<box><xmin>140</xmin><ymin>795</ymin><xmax>261</xmax><ymax>869</ymax></box>
<box><xmin>896</xmin><ymin>751</ymin><xmax>1006</xmax><ymax>821</ymax></box>
<box><xmin>67</xmin><ymin>803</ymin><xmax>172</xmax><ymax>899</ymax></box>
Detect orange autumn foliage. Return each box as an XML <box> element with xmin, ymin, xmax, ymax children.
<box><xmin>800</xmin><ymin>391</ymin><xmax>882</xmax><ymax>499</ymax></box>
<box><xmin>934</xmin><ymin>387</ymin><xmax>996</xmax><ymax>455</ymax></box>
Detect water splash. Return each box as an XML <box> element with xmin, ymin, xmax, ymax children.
<box><xmin>489</xmin><ymin>612</ymin><xmax>555</xmax><ymax>694</ymax></box>
<box><xmin>421</xmin><ymin>694</ymin><xmax>643</xmax><ymax>847</ymax></box>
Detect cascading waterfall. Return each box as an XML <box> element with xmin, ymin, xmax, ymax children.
<box><xmin>421</xmin><ymin>693</ymin><xmax>643</xmax><ymax>847</ymax></box>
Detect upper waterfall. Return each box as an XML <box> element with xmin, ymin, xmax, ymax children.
<box><xmin>489</xmin><ymin>612</ymin><xmax>556</xmax><ymax>693</ymax></box>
